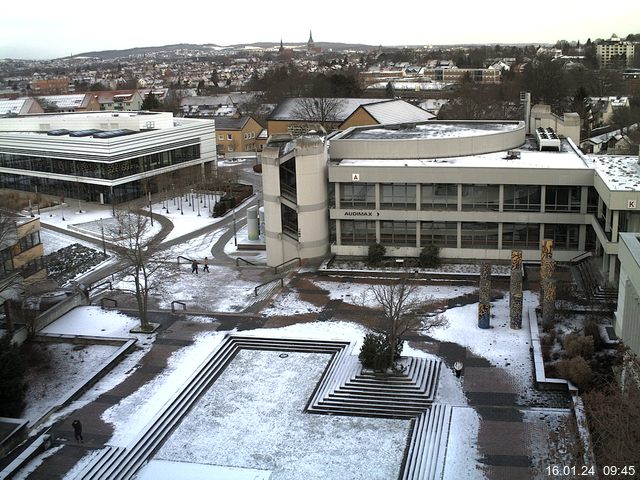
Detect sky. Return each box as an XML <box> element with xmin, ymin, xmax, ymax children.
<box><xmin>1</xmin><ymin>0</ymin><xmax>640</xmax><ymax>60</ymax></box>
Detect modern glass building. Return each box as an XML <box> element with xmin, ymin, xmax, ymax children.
<box><xmin>0</xmin><ymin>112</ymin><xmax>217</xmax><ymax>205</ymax></box>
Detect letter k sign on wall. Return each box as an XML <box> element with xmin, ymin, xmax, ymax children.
<box><xmin>352</xmin><ymin>173</ymin><xmax>360</xmax><ymax>181</ymax></box>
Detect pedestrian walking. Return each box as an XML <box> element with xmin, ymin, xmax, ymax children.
<box><xmin>191</xmin><ymin>259</ymin><xmax>198</xmax><ymax>274</ymax></box>
<box><xmin>72</xmin><ymin>419</ymin><xmax>83</xmax><ymax>443</ymax></box>
<box><xmin>203</xmin><ymin>257</ymin><xmax>210</xmax><ymax>272</ymax></box>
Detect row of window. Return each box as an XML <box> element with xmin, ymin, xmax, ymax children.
<box><xmin>335</xmin><ymin>183</ymin><xmax>597</xmax><ymax>213</ymax></box>
<box><xmin>338</xmin><ymin>220</ymin><xmax>584</xmax><ymax>250</ymax></box>
<box><xmin>0</xmin><ymin>145</ymin><xmax>200</xmax><ymax>181</ymax></box>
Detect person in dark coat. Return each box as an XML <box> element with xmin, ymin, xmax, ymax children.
<box><xmin>203</xmin><ymin>257</ymin><xmax>210</xmax><ymax>272</ymax></box>
<box><xmin>191</xmin><ymin>259</ymin><xmax>198</xmax><ymax>274</ymax></box>
<box><xmin>72</xmin><ymin>419</ymin><xmax>83</xmax><ymax>443</ymax></box>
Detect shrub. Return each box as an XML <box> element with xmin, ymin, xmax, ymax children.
<box><xmin>359</xmin><ymin>332</ymin><xmax>403</xmax><ymax>371</ymax></box>
<box><xmin>418</xmin><ymin>244</ymin><xmax>440</xmax><ymax>268</ymax></box>
<box><xmin>367</xmin><ymin>243</ymin><xmax>386</xmax><ymax>266</ymax></box>
<box><xmin>557</xmin><ymin>356</ymin><xmax>593</xmax><ymax>390</ymax></box>
<box><xmin>584</xmin><ymin>320</ymin><xmax>603</xmax><ymax>351</ymax></box>
<box><xmin>564</xmin><ymin>333</ymin><xmax>594</xmax><ymax>360</ymax></box>
<box><xmin>0</xmin><ymin>336</ymin><xmax>27</xmax><ymax>417</ymax></box>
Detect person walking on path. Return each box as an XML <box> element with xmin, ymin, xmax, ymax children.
<box><xmin>203</xmin><ymin>257</ymin><xmax>210</xmax><ymax>272</ymax></box>
<box><xmin>72</xmin><ymin>419</ymin><xmax>83</xmax><ymax>443</ymax></box>
<box><xmin>191</xmin><ymin>259</ymin><xmax>199</xmax><ymax>274</ymax></box>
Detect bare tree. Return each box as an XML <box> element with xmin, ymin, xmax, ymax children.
<box><xmin>107</xmin><ymin>208</ymin><xmax>163</xmax><ymax>329</ymax></box>
<box><xmin>291</xmin><ymin>97</ymin><xmax>345</xmax><ymax>133</ymax></box>
<box><xmin>0</xmin><ymin>209</ymin><xmax>26</xmax><ymax>317</ymax></box>
<box><xmin>368</xmin><ymin>279</ymin><xmax>449</xmax><ymax>368</ymax></box>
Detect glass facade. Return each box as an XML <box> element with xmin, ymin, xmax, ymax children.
<box><xmin>545</xmin><ymin>186</ymin><xmax>581</xmax><ymax>212</ymax></box>
<box><xmin>380</xmin><ymin>221</ymin><xmax>416</xmax><ymax>245</ymax></box>
<box><xmin>420</xmin><ymin>221</ymin><xmax>457</xmax><ymax>247</ymax></box>
<box><xmin>0</xmin><ymin>145</ymin><xmax>200</xmax><ymax>181</ymax></box>
<box><xmin>340</xmin><ymin>220</ymin><xmax>376</xmax><ymax>245</ymax></box>
<box><xmin>502</xmin><ymin>223</ymin><xmax>540</xmax><ymax>249</ymax></box>
<box><xmin>503</xmin><ymin>185</ymin><xmax>541</xmax><ymax>211</ymax></box>
<box><xmin>421</xmin><ymin>184</ymin><xmax>457</xmax><ymax>210</ymax></box>
<box><xmin>381</xmin><ymin>184</ymin><xmax>416</xmax><ymax>210</ymax></box>
<box><xmin>340</xmin><ymin>183</ymin><xmax>375</xmax><ymax>209</ymax></box>
<box><xmin>544</xmin><ymin>224</ymin><xmax>580</xmax><ymax>250</ymax></box>
<box><xmin>461</xmin><ymin>184</ymin><xmax>500</xmax><ymax>211</ymax></box>
<box><xmin>461</xmin><ymin>222</ymin><xmax>499</xmax><ymax>248</ymax></box>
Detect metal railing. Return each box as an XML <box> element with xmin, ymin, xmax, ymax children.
<box><xmin>100</xmin><ymin>298</ymin><xmax>118</xmax><ymax>309</ymax></box>
<box><xmin>236</xmin><ymin>257</ymin><xmax>256</xmax><ymax>266</ymax></box>
<box><xmin>569</xmin><ymin>251</ymin><xmax>593</xmax><ymax>264</ymax></box>
<box><xmin>177</xmin><ymin>256</ymin><xmax>192</xmax><ymax>264</ymax></box>
<box><xmin>274</xmin><ymin>257</ymin><xmax>301</xmax><ymax>274</ymax></box>
<box><xmin>88</xmin><ymin>281</ymin><xmax>112</xmax><ymax>292</ymax></box>
<box><xmin>171</xmin><ymin>301</ymin><xmax>186</xmax><ymax>313</ymax></box>
<box><xmin>254</xmin><ymin>277</ymin><xmax>284</xmax><ymax>297</ymax></box>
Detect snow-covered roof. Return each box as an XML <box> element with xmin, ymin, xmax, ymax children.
<box><xmin>583</xmin><ymin>123</ymin><xmax>639</xmax><ymax>145</ymax></box>
<box><xmin>0</xmin><ymin>97</ymin><xmax>31</xmax><ymax>115</ymax></box>
<box><xmin>342</xmin><ymin>121</ymin><xmax>520</xmax><ymax>140</ymax></box>
<box><xmin>358</xmin><ymin>100</ymin><xmax>435</xmax><ymax>124</ymax></box>
<box><xmin>337</xmin><ymin>140</ymin><xmax>590</xmax><ymax>170</ymax></box>
<box><xmin>268</xmin><ymin>98</ymin><xmax>386</xmax><ymax>122</ymax></box>
<box><xmin>38</xmin><ymin>94</ymin><xmax>89</xmax><ymax>109</ymax></box>
<box><xmin>586</xmin><ymin>155</ymin><xmax>640</xmax><ymax>191</ymax></box>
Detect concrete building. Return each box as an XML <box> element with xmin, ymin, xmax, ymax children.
<box><xmin>261</xmin><ymin>120</ymin><xmax>640</xmax><ymax>288</ymax></box>
<box><xmin>0</xmin><ymin>111</ymin><xmax>216</xmax><ymax>205</ymax></box>
<box><xmin>95</xmin><ymin>90</ymin><xmax>144</xmax><ymax>111</ymax></box>
<box><xmin>30</xmin><ymin>77</ymin><xmax>72</xmax><ymax>96</ymax></box>
<box><xmin>616</xmin><ymin>232</ymin><xmax>640</xmax><ymax>356</ymax></box>
<box><xmin>0</xmin><ymin>214</ymin><xmax>46</xmax><ymax>304</ymax></box>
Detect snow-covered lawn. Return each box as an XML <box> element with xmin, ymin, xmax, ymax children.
<box><xmin>102</xmin><ymin>331</ymin><xmax>226</xmax><ymax>447</ymax></box>
<box><xmin>311</xmin><ymin>279</ymin><xmax>476</xmax><ymax>307</ymax></box>
<box><xmin>22</xmin><ymin>342</ymin><xmax>119</xmax><ymax>425</ymax></box>
<box><xmin>41</xmin><ymin>306</ymin><xmax>144</xmax><ymax>337</ymax></box>
<box><xmin>427</xmin><ymin>291</ymin><xmax>537</xmax><ymax>393</ymax></box>
<box><xmin>154</xmin><ymin>349</ymin><xmax>410</xmax><ymax>480</ymax></box>
<box><xmin>153</xmin><ymin>264</ymin><xmax>257</xmax><ymax>312</ymax></box>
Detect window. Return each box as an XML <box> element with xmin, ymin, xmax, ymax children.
<box><xmin>421</xmin><ymin>184</ymin><xmax>457</xmax><ymax>210</ymax></box>
<box><xmin>420</xmin><ymin>221</ymin><xmax>457</xmax><ymax>247</ymax></box>
<box><xmin>380</xmin><ymin>221</ymin><xmax>416</xmax><ymax>246</ymax></box>
<box><xmin>502</xmin><ymin>223</ymin><xmax>540</xmax><ymax>249</ymax></box>
<box><xmin>545</xmin><ymin>186</ymin><xmax>581</xmax><ymax>212</ymax></box>
<box><xmin>544</xmin><ymin>224</ymin><xmax>579</xmax><ymax>250</ymax></box>
<box><xmin>281</xmin><ymin>204</ymin><xmax>298</xmax><ymax>239</ymax></box>
<box><xmin>227</xmin><ymin>134</ymin><xmax>233</xmax><ymax>140</ymax></box>
<box><xmin>381</xmin><ymin>184</ymin><xmax>416</xmax><ymax>210</ymax></box>
<box><xmin>461</xmin><ymin>184</ymin><xmax>499</xmax><ymax>211</ymax></box>
<box><xmin>340</xmin><ymin>220</ymin><xmax>376</xmax><ymax>245</ymax></box>
<box><xmin>340</xmin><ymin>183</ymin><xmax>375</xmax><ymax>209</ymax></box>
<box><xmin>227</xmin><ymin>145</ymin><xmax>234</xmax><ymax>151</ymax></box>
<box><xmin>461</xmin><ymin>222</ymin><xmax>499</xmax><ymax>248</ymax></box>
<box><xmin>503</xmin><ymin>185</ymin><xmax>541</xmax><ymax>211</ymax></box>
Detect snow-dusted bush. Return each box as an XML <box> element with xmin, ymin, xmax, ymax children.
<box><xmin>564</xmin><ymin>333</ymin><xmax>595</xmax><ymax>360</ymax></box>
<box><xmin>557</xmin><ymin>356</ymin><xmax>593</xmax><ymax>390</ymax></box>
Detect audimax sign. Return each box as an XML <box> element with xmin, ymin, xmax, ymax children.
<box><xmin>343</xmin><ymin>210</ymin><xmax>380</xmax><ymax>217</ymax></box>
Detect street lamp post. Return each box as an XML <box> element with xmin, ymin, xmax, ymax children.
<box><xmin>197</xmin><ymin>192</ymin><xmax>201</xmax><ymax>217</ymax></box>
<box><xmin>148</xmin><ymin>191</ymin><xmax>154</xmax><ymax>226</ymax></box>
<box><xmin>100</xmin><ymin>218</ymin><xmax>106</xmax><ymax>255</ymax></box>
<box><xmin>233</xmin><ymin>205</ymin><xmax>237</xmax><ymax>246</ymax></box>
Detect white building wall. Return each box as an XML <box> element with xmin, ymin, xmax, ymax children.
<box><xmin>615</xmin><ymin>233</ymin><xmax>640</xmax><ymax>356</ymax></box>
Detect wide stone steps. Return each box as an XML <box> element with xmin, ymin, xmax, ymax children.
<box><xmin>74</xmin><ymin>335</ymin><xmax>350</xmax><ymax>480</ymax></box>
<box><xmin>402</xmin><ymin>405</ymin><xmax>452</xmax><ymax>480</ymax></box>
<box><xmin>308</xmin><ymin>356</ymin><xmax>441</xmax><ymax>419</ymax></box>
<box><xmin>575</xmin><ymin>258</ymin><xmax>617</xmax><ymax>303</ymax></box>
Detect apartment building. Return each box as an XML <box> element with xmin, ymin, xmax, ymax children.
<box><xmin>213</xmin><ymin>115</ymin><xmax>263</xmax><ymax>155</ymax></box>
<box><xmin>596</xmin><ymin>35</ymin><xmax>637</xmax><ymax>68</ymax></box>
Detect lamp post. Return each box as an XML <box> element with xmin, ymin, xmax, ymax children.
<box><xmin>197</xmin><ymin>191</ymin><xmax>201</xmax><ymax>217</ymax></box>
<box><xmin>100</xmin><ymin>217</ymin><xmax>106</xmax><ymax>254</ymax></box>
<box><xmin>232</xmin><ymin>205</ymin><xmax>237</xmax><ymax>246</ymax></box>
<box><xmin>148</xmin><ymin>191</ymin><xmax>154</xmax><ymax>226</ymax></box>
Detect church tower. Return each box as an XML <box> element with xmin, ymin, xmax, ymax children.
<box><xmin>307</xmin><ymin>30</ymin><xmax>315</xmax><ymax>51</ymax></box>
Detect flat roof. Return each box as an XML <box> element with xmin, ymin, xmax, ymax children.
<box><xmin>586</xmin><ymin>155</ymin><xmax>640</xmax><ymax>191</ymax></box>
<box><xmin>340</xmin><ymin>121</ymin><xmax>522</xmax><ymax>140</ymax></box>
<box><xmin>334</xmin><ymin>138</ymin><xmax>590</xmax><ymax>170</ymax></box>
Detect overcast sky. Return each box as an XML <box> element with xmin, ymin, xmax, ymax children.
<box><xmin>2</xmin><ymin>0</ymin><xmax>639</xmax><ymax>60</ymax></box>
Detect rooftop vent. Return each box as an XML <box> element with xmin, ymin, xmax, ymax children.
<box><xmin>535</xmin><ymin>127</ymin><xmax>561</xmax><ymax>151</ymax></box>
